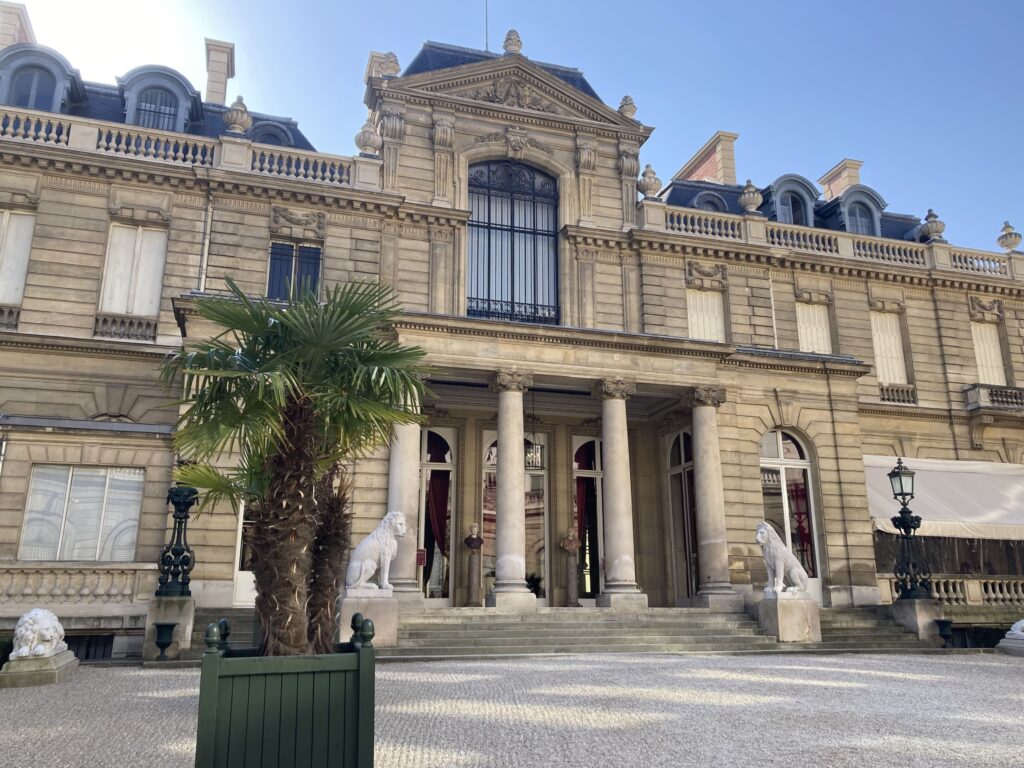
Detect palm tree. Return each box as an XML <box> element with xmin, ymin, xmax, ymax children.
<box><xmin>161</xmin><ymin>278</ymin><xmax>425</xmax><ymax>656</ymax></box>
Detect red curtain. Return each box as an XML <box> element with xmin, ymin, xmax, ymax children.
<box><xmin>427</xmin><ymin>471</ymin><xmax>451</xmax><ymax>557</ymax></box>
<box><xmin>575</xmin><ymin>477</ymin><xmax>588</xmax><ymax>541</ymax></box>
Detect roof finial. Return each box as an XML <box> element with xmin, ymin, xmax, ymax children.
<box><xmin>920</xmin><ymin>209</ymin><xmax>946</xmax><ymax>243</ymax></box>
<box><xmin>739</xmin><ymin>180</ymin><xmax>763</xmax><ymax>214</ymax></box>
<box><xmin>637</xmin><ymin>164</ymin><xmax>662</xmax><ymax>199</ymax></box>
<box><xmin>618</xmin><ymin>96</ymin><xmax>637</xmax><ymax>119</ymax></box>
<box><xmin>354</xmin><ymin>111</ymin><xmax>383</xmax><ymax>155</ymax></box>
<box><xmin>503</xmin><ymin>29</ymin><xmax>522</xmax><ymax>55</ymax></box>
<box><xmin>223</xmin><ymin>95</ymin><xmax>252</xmax><ymax>134</ymax></box>
<box><xmin>378</xmin><ymin>52</ymin><xmax>400</xmax><ymax>78</ymax></box>
<box><xmin>998</xmin><ymin>221</ymin><xmax>1022</xmax><ymax>253</ymax></box>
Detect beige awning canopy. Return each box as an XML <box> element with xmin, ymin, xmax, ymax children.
<box><xmin>864</xmin><ymin>456</ymin><xmax>1024</xmax><ymax>539</ymax></box>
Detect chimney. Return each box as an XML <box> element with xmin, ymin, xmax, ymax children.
<box><xmin>0</xmin><ymin>2</ymin><xmax>34</xmax><ymax>50</ymax></box>
<box><xmin>818</xmin><ymin>159</ymin><xmax>863</xmax><ymax>201</ymax></box>
<box><xmin>671</xmin><ymin>131</ymin><xmax>739</xmax><ymax>186</ymax></box>
<box><xmin>204</xmin><ymin>39</ymin><xmax>235</xmax><ymax>105</ymax></box>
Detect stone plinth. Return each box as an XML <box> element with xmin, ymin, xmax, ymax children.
<box><xmin>142</xmin><ymin>596</ymin><xmax>195</xmax><ymax>661</ymax></box>
<box><xmin>596</xmin><ymin>592</ymin><xmax>649</xmax><ymax>611</ymax></box>
<box><xmin>758</xmin><ymin>593</ymin><xmax>821</xmax><ymax>643</ymax></box>
<box><xmin>0</xmin><ymin>649</ymin><xmax>78</xmax><ymax>688</ymax></box>
<box><xmin>687</xmin><ymin>592</ymin><xmax>746</xmax><ymax>612</ymax></box>
<box><xmin>339</xmin><ymin>595</ymin><xmax>398</xmax><ymax>647</ymax></box>
<box><xmin>996</xmin><ymin>637</ymin><xmax>1024</xmax><ymax>657</ymax></box>
<box><xmin>485</xmin><ymin>590</ymin><xmax>537</xmax><ymax>613</ymax></box>
<box><xmin>891</xmin><ymin>598</ymin><xmax>943</xmax><ymax>642</ymax></box>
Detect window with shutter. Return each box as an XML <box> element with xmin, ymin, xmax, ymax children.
<box><xmin>869</xmin><ymin>311</ymin><xmax>908</xmax><ymax>385</ymax></box>
<box><xmin>686</xmin><ymin>288</ymin><xmax>726</xmax><ymax>343</ymax></box>
<box><xmin>796</xmin><ymin>302</ymin><xmax>832</xmax><ymax>354</ymax></box>
<box><xmin>266</xmin><ymin>242</ymin><xmax>321</xmax><ymax>301</ymax></box>
<box><xmin>971</xmin><ymin>321</ymin><xmax>1007</xmax><ymax>386</ymax></box>
<box><xmin>98</xmin><ymin>223</ymin><xmax>168</xmax><ymax>317</ymax></box>
<box><xmin>0</xmin><ymin>210</ymin><xmax>36</xmax><ymax>306</ymax></box>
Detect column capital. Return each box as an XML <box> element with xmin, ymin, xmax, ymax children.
<box><xmin>595</xmin><ymin>377</ymin><xmax>636</xmax><ymax>400</ymax></box>
<box><xmin>688</xmin><ymin>385</ymin><xmax>727</xmax><ymax>408</ymax></box>
<box><xmin>491</xmin><ymin>370</ymin><xmax>533</xmax><ymax>392</ymax></box>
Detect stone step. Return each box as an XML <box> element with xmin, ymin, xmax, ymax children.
<box><xmin>397</xmin><ymin>619</ymin><xmax>761</xmax><ymax>633</ymax></box>
<box><xmin>379</xmin><ymin>638</ymin><xmax>781</xmax><ymax>658</ymax></box>
<box><xmin>396</xmin><ymin>631</ymin><xmax>772</xmax><ymax>648</ymax></box>
<box><xmin>398</xmin><ymin>626</ymin><xmax>765</xmax><ymax>641</ymax></box>
<box><xmin>398</xmin><ymin>613</ymin><xmax>752</xmax><ymax>627</ymax></box>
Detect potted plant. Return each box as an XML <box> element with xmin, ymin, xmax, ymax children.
<box><xmin>162</xmin><ymin>279</ymin><xmax>424</xmax><ymax>766</ymax></box>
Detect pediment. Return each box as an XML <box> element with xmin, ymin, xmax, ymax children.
<box><xmin>380</xmin><ymin>57</ymin><xmax>644</xmax><ymax>131</ymax></box>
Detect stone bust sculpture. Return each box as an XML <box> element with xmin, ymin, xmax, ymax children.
<box><xmin>464</xmin><ymin>523</ymin><xmax>484</xmax><ymax>550</ymax></box>
<box><xmin>560</xmin><ymin>525</ymin><xmax>581</xmax><ymax>553</ymax></box>
<box><xmin>345</xmin><ymin>510</ymin><xmax>407</xmax><ymax>592</ymax></box>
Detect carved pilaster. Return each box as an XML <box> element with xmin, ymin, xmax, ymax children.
<box><xmin>688</xmin><ymin>386</ymin><xmax>727</xmax><ymax>408</ymax></box>
<box><xmin>618</xmin><ymin>142</ymin><xmax>640</xmax><ymax>229</ymax></box>
<box><xmin>576</xmin><ymin>136</ymin><xmax>598</xmax><ymax>224</ymax></box>
<box><xmin>429</xmin><ymin>226</ymin><xmax>454</xmax><ymax>313</ymax></box>
<box><xmin>378</xmin><ymin>104</ymin><xmax>405</xmax><ymax>193</ymax></box>
<box><xmin>595</xmin><ymin>378</ymin><xmax>636</xmax><ymax>400</ymax></box>
<box><xmin>491</xmin><ymin>371</ymin><xmax>534</xmax><ymax>392</ymax></box>
<box><xmin>432</xmin><ymin>115</ymin><xmax>455</xmax><ymax>206</ymax></box>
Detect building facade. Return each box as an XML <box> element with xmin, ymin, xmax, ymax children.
<box><xmin>0</xmin><ymin>5</ymin><xmax>1022</xmax><ymax>654</ymax></box>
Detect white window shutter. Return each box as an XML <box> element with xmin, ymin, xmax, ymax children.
<box><xmin>796</xmin><ymin>302</ymin><xmax>832</xmax><ymax>354</ymax></box>
<box><xmin>870</xmin><ymin>311</ymin><xmax>907</xmax><ymax>385</ymax></box>
<box><xmin>99</xmin><ymin>224</ymin><xmax>139</xmax><ymax>314</ymax></box>
<box><xmin>131</xmin><ymin>228</ymin><xmax>168</xmax><ymax>316</ymax></box>
<box><xmin>687</xmin><ymin>288</ymin><xmax>725</xmax><ymax>343</ymax></box>
<box><xmin>971</xmin><ymin>321</ymin><xmax>1006</xmax><ymax>386</ymax></box>
<box><xmin>0</xmin><ymin>211</ymin><xmax>35</xmax><ymax>305</ymax></box>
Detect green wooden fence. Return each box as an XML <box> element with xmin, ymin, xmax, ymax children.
<box><xmin>194</xmin><ymin>618</ymin><xmax>376</xmax><ymax>768</ymax></box>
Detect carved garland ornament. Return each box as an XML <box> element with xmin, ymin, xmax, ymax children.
<box><xmin>685</xmin><ymin>261</ymin><xmax>727</xmax><ymax>291</ymax></box>
<box><xmin>270</xmin><ymin>205</ymin><xmax>326</xmax><ymax>239</ymax></box>
<box><xmin>463</xmin><ymin>75</ymin><xmax>559</xmax><ymax>114</ymax></box>
<box><xmin>474</xmin><ymin>127</ymin><xmax>553</xmax><ymax>158</ymax></box>
<box><xmin>491</xmin><ymin>371</ymin><xmax>534</xmax><ymax>392</ymax></box>
<box><xmin>969</xmin><ymin>296</ymin><xmax>1004</xmax><ymax>323</ymax></box>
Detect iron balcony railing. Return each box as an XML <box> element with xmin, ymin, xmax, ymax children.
<box><xmin>467</xmin><ymin>297</ymin><xmax>560</xmax><ymax>325</ymax></box>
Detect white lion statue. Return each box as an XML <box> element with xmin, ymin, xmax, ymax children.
<box><xmin>1007</xmin><ymin>619</ymin><xmax>1024</xmax><ymax>640</ymax></box>
<box><xmin>755</xmin><ymin>522</ymin><xmax>809</xmax><ymax>595</ymax></box>
<box><xmin>11</xmin><ymin>608</ymin><xmax>68</xmax><ymax>659</ymax></box>
<box><xmin>345</xmin><ymin>510</ymin><xmax>407</xmax><ymax>592</ymax></box>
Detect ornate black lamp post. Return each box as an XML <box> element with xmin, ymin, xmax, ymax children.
<box><xmin>888</xmin><ymin>458</ymin><xmax>932</xmax><ymax>600</ymax></box>
<box><xmin>156</xmin><ymin>485</ymin><xmax>198</xmax><ymax>597</ymax></box>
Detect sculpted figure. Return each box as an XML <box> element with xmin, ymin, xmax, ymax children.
<box><xmin>755</xmin><ymin>522</ymin><xmax>809</xmax><ymax>595</ymax></box>
<box><xmin>1007</xmin><ymin>619</ymin><xmax>1024</xmax><ymax>639</ymax></box>
<box><xmin>11</xmin><ymin>608</ymin><xmax>68</xmax><ymax>659</ymax></box>
<box><xmin>345</xmin><ymin>510</ymin><xmax>407</xmax><ymax>591</ymax></box>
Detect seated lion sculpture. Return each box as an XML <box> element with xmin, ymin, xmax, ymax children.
<box><xmin>345</xmin><ymin>510</ymin><xmax>407</xmax><ymax>592</ymax></box>
<box><xmin>1007</xmin><ymin>619</ymin><xmax>1024</xmax><ymax>639</ymax></box>
<box><xmin>11</xmin><ymin>608</ymin><xmax>68</xmax><ymax>659</ymax></box>
<box><xmin>755</xmin><ymin>522</ymin><xmax>810</xmax><ymax>595</ymax></box>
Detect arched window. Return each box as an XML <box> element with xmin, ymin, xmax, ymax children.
<box><xmin>467</xmin><ymin>160</ymin><xmax>559</xmax><ymax>325</ymax></box>
<box><xmin>847</xmin><ymin>202</ymin><xmax>874</xmax><ymax>235</ymax></box>
<box><xmin>136</xmin><ymin>87</ymin><xmax>177</xmax><ymax>131</ymax></box>
<box><xmin>759</xmin><ymin>430</ymin><xmax>819</xmax><ymax>579</ymax></box>
<box><xmin>779</xmin><ymin>192</ymin><xmax>807</xmax><ymax>226</ymax></box>
<box><xmin>573</xmin><ymin>437</ymin><xmax>603</xmax><ymax>600</ymax></box>
<box><xmin>692</xmin><ymin>191</ymin><xmax>727</xmax><ymax>213</ymax></box>
<box><xmin>667</xmin><ymin>430</ymin><xmax>699</xmax><ymax>600</ymax></box>
<box><xmin>11</xmin><ymin>66</ymin><xmax>55</xmax><ymax>110</ymax></box>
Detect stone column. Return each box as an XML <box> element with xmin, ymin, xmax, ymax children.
<box><xmin>596</xmin><ymin>379</ymin><xmax>648</xmax><ymax>610</ymax></box>
<box><xmin>485</xmin><ymin>371</ymin><xmax>537</xmax><ymax>612</ymax></box>
<box><xmin>387</xmin><ymin>419</ymin><xmax>423</xmax><ymax>608</ymax></box>
<box><xmin>689</xmin><ymin>386</ymin><xmax>742</xmax><ymax>610</ymax></box>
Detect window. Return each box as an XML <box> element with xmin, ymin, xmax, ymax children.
<box><xmin>971</xmin><ymin>321</ymin><xmax>1007</xmax><ymax>386</ymax></box>
<box><xmin>467</xmin><ymin>160</ymin><xmax>559</xmax><ymax>325</ymax></box>
<box><xmin>847</xmin><ymin>202</ymin><xmax>875</xmax><ymax>236</ymax></box>
<box><xmin>99</xmin><ymin>224</ymin><xmax>168</xmax><ymax>317</ymax></box>
<box><xmin>796</xmin><ymin>302</ymin><xmax>832</xmax><ymax>354</ymax></box>
<box><xmin>18</xmin><ymin>465</ymin><xmax>144</xmax><ymax>562</ymax></box>
<box><xmin>692</xmin><ymin>192</ymin><xmax>727</xmax><ymax>213</ymax></box>
<box><xmin>11</xmin><ymin>66</ymin><xmax>56</xmax><ymax>110</ymax></box>
<box><xmin>686</xmin><ymin>288</ymin><xmax>726</xmax><ymax>342</ymax></box>
<box><xmin>267</xmin><ymin>242</ymin><xmax>321</xmax><ymax>301</ymax></box>
<box><xmin>667</xmin><ymin>430</ymin><xmax>698</xmax><ymax>599</ymax></box>
<box><xmin>573</xmin><ymin>437</ymin><xmax>603</xmax><ymax>599</ymax></box>
<box><xmin>135</xmin><ymin>87</ymin><xmax>177</xmax><ymax>131</ymax></box>
<box><xmin>779</xmin><ymin>192</ymin><xmax>807</xmax><ymax>226</ymax></box>
<box><xmin>420</xmin><ymin>428</ymin><xmax>455</xmax><ymax>600</ymax></box>
<box><xmin>0</xmin><ymin>210</ymin><xmax>35</xmax><ymax>306</ymax></box>
<box><xmin>869</xmin><ymin>310</ymin><xmax>908</xmax><ymax>385</ymax></box>
<box><xmin>759</xmin><ymin>430</ymin><xmax>818</xmax><ymax>579</ymax></box>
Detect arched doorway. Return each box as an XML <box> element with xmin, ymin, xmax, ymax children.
<box><xmin>572</xmin><ymin>436</ymin><xmax>604</xmax><ymax>603</ymax></box>
<box><xmin>667</xmin><ymin>430</ymin><xmax>699</xmax><ymax>603</ymax></box>
<box><xmin>419</xmin><ymin>428</ymin><xmax>455</xmax><ymax>602</ymax></box>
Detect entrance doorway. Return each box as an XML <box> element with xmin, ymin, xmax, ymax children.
<box><xmin>419</xmin><ymin>428</ymin><xmax>455</xmax><ymax>603</ymax></box>
<box><xmin>667</xmin><ymin>430</ymin><xmax>699</xmax><ymax>603</ymax></box>
<box><xmin>572</xmin><ymin>437</ymin><xmax>604</xmax><ymax>602</ymax></box>
<box><xmin>232</xmin><ymin>502</ymin><xmax>256</xmax><ymax>606</ymax></box>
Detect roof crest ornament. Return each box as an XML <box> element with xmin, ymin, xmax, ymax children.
<box><xmin>503</xmin><ymin>29</ymin><xmax>522</xmax><ymax>55</ymax></box>
<box><xmin>618</xmin><ymin>96</ymin><xmax>637</xmax><ymax>119</ymax></box>
<box><xmin>223</xmin><ymin>95</ymin><xmax>252</xmax><ymax>134</ymax></box>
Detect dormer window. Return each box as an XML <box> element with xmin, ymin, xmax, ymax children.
<box><xmin>692</xmin><ymin>190</ymin><xmax>728</xmax><ymax>213</ymax></box>
<box><xmin>249</xmin><ymin>121</ymin><xmax>294</xmax><ymax>148</ymax></box>
<box><xmin>779</xmin><ymin>192</ymin><xmax>807</xmax><ymax>226</ymax></box>
<box><xmin>847</xmin><ymin>202</ymin><xmax>874</xmax><ymax>235</ymax></box>
<box><xmin>837</xmin><ymin>186</ymin><xmax>885</xmax><ymax>238</ymax></box>
<box><xmin>136</xmin><ymin>87</ymin><xmax>177</xmax><ymax>131</ymax></box>
<box><xmin>11</xmin><ymin>66</ymin><xmax>55</xmax><ymax>110</ymax></box>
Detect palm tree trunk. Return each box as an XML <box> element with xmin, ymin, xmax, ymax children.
<box><xmin>307</xmin><ymin>466</ymin><xmax>353</xmax><ymax>654</ymax></box>
<box><xmin>250</xmin><ymin>399</ymin><xmax>319</xmax><ymax>656</ymax></box>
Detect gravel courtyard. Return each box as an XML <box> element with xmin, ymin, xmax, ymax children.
<box><xmin>1</xmin><ymin>653</ymin><xmax>1022</xmax><ymax>767</ymax></box>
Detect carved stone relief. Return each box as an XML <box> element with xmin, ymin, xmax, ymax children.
<box><xmin>685</xmin><ymin>261</ymin><xmax>727</xmax><ymax>292</ymax></box>
<box><xmin>270</xmin><ymin>205</ymin><xmax>326</xmax><ymax>240</ymax></box>
<box><xmin>969</xmin><ymin>296</ymin><xmax>1004</xmax><ymax>323</ymax></box>
<box><xmin>462</xmin><ymin>75</ymin><xmax>559</xmax><ymax>114</ymax></box>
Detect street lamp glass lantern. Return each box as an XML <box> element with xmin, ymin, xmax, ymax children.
<box><xmin>887</xmin><ymin>458</ymin><xmax>915</xmax><ymax>505</ymax></box>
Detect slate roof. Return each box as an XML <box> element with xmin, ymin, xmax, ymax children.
<box><xmin>403</xmin><ymin>41</ymin><xmax>602</xmax><ymax>102</ymax></box>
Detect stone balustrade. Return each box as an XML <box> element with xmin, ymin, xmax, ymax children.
<box><xmin>0</xmin><ymin>105</ymin><xmax>378</xmax><ymax>192</ymax></box>
<box><xmin>0</xmin><ymin>562</ymin><xmax>157</xmax><ymax>613</ymax></box>
<box><xmin>964</xmin><ymin>383</ymin><xmax>1024</xmax><ymax>411</ymax></box>
<box><xmin>879</xmin><ymin>574</ymin><xmax>1024</xmax><ymax>606</ymax></box>
<box><xmin>879</xmin><ymin>383</ymin><xmax>917</xmax><ymax>405</ymax></box>
<box><xmin>93</xmin><ymin>313</ymin><xmax>158</xmax><ymax>342</ymax></box>
<box><xmin>646</xmin><ymin>198</ymin><xmax>1020</xmax><ymax>281</ymax></box>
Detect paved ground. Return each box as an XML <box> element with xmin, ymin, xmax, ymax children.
<box><xmin>1</xmin><ymin>653</ymin><xmax>1022</xmax><ymax>767</ymax></box>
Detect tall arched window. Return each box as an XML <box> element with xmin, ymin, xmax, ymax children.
<box><xmin>572</xmin><ymin>437</ymin><xmax>603</xmax><ymax>600</ymax></box>
<box><xmin>467</xmin><ymin>160</ymin><xmax>559</xmax><ymax>325</ymax></box>
<box><xmin>779</xmin><ymin>192</ymin><xmax>807</xmax><ymax>226</ymax></box>
<box><xmin>11</xmin><ymin>66</ymin><xmax>55</xmax><ymax>110</ymax></box>
<box><xmin>759</xmin><ymin>430</ymin><xmax>819</xmax><ymax>579</ymax></box>
<box><xmin>136</xmin><ymin>87</ymin><xmax>178</xmax><ymax>131</ymax></box>
<box><xmin>847</xmin><ymin>202</ymin><xmax>874</xmax><ymax>235</ymax></box>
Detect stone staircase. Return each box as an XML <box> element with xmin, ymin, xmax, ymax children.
<box><xmin>374</xmin><ymin>605</ymin><xmax>941</xmax><ymax>661</ymax></box>
<box><xmin>184</xmin><ymin>607</ymin><xmax>258</xmax><ymax>659</ymax></box>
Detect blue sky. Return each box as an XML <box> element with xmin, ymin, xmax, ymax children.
<box><xmin>25</xmin><ymin>0</ymin><xmax>1024</xmax><ymax>250</ymax></box>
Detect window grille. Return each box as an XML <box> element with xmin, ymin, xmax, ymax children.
<box><xmin>467</xmin><ymin>160</ymin><xmax>559</xmax><ymax>325</ymax></box>
<box><xmin>136</xmin><ymin>87</ymin><xmax>178</xmax><ymax>131</ymax></box>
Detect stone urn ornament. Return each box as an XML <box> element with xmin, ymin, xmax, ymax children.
<box><xmin>739</xmin><ymin>180</ymin><xmax>763</xmax><ymax>214</ymax></box>
<box><xmin>997</xmin><ymin>221</ymin><xmax>1022</xmax><ymax>253</ymax></box>
<box><xmin>503</xmin><ymin>29</ymin><xmax>522</xmax><ymax>55</ymax></box>
<box><xmin>919</xmin><ymin>209</ymin><xmax>946</xmax><ymax>243</ymax></box>
<box><xmin>637</xmin><ymin>164</ymin><xmax>662</xmax><ymax>199</ymax></box>
<box><xmin>222</xmin><ymin>95</ymin><xmax>253</xmax><ymax>134</ymax></box>
<box><xmin>618</xmin><ymin>95</ymin><xmax>637</xmax><ymax>119</ymax></box>
<box><xmin>354</xmin><ymin>112</ymin><xmax>383</xmax><ymax>155</ymax></box>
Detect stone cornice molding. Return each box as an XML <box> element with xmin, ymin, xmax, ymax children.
<box><xmin>724</xmin><ymin>353</ymin><xmax>869</xmax><ymax>378</ymax></box>
<box><xmin>0</xmin><ymin>331</ymin><xmax>176</xmax><ymax>361</ymax></box>
<box><xmin>688</xmin><ymin>385</ymin><xmax>727</xmax><ymax>408</ymax></box>
<box><xmin>596</xmin><ymin>378</ymin><xmax>636</xmax><ymax>400</ymax></box>
<box><xmin>491</xmin><ymin>370</ymin><xmax>533</xmax><ymax>392</ymax></box>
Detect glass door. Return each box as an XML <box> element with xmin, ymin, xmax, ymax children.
<box><xmin>572</xmin><ymin>436</ymin><xmax>604</xmax><ymax>603</ymax></box>
<box><xmin>419</xmin><ymin>428</ymin><xmax>456</xmax><ymax>604</ymax></box>
<box><xmin>667</xmin><ymin>431</ymin><xmax>699</xmax><ymax>603</ymax></box>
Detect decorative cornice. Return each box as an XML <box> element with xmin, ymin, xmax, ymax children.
<box><xmin>491</xmin><ymin>370</ymin><xmax>533</xmax><ymax>392</ymax></box>
<box><xmin>0</xmin><ymin>331</ymin><xmax>176</xmax><ymax>361</ymax></box>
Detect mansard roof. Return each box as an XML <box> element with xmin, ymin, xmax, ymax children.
<box><xmin>404</xmin><ymin>41</ymin><xmax>601</xmax><ymax>101</ymax></box>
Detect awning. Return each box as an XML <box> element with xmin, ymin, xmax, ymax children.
<box><xmin>864</xmin><ymin>456</ymin><xmax>1024</xmax><ymax>539</ymax></box>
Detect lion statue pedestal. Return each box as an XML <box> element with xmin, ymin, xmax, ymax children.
<box><xmin>0</xmin><ymin>608</ymin><xmax>79</xmax><ymax>688</ymax></box>
<box><xmin>754</xmin><ymin>523</ymin><xmax>822</xmax><ymax>643</ymax></box>
<box><xmin>338</xmin><ymin>510</ymin><xmax>407</xmax><ymax>647</ymax></box>
<box><xmin>995</xmin><ymin>619</ymin><xmax>1024</xmax><ymax>658</ymax></box>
